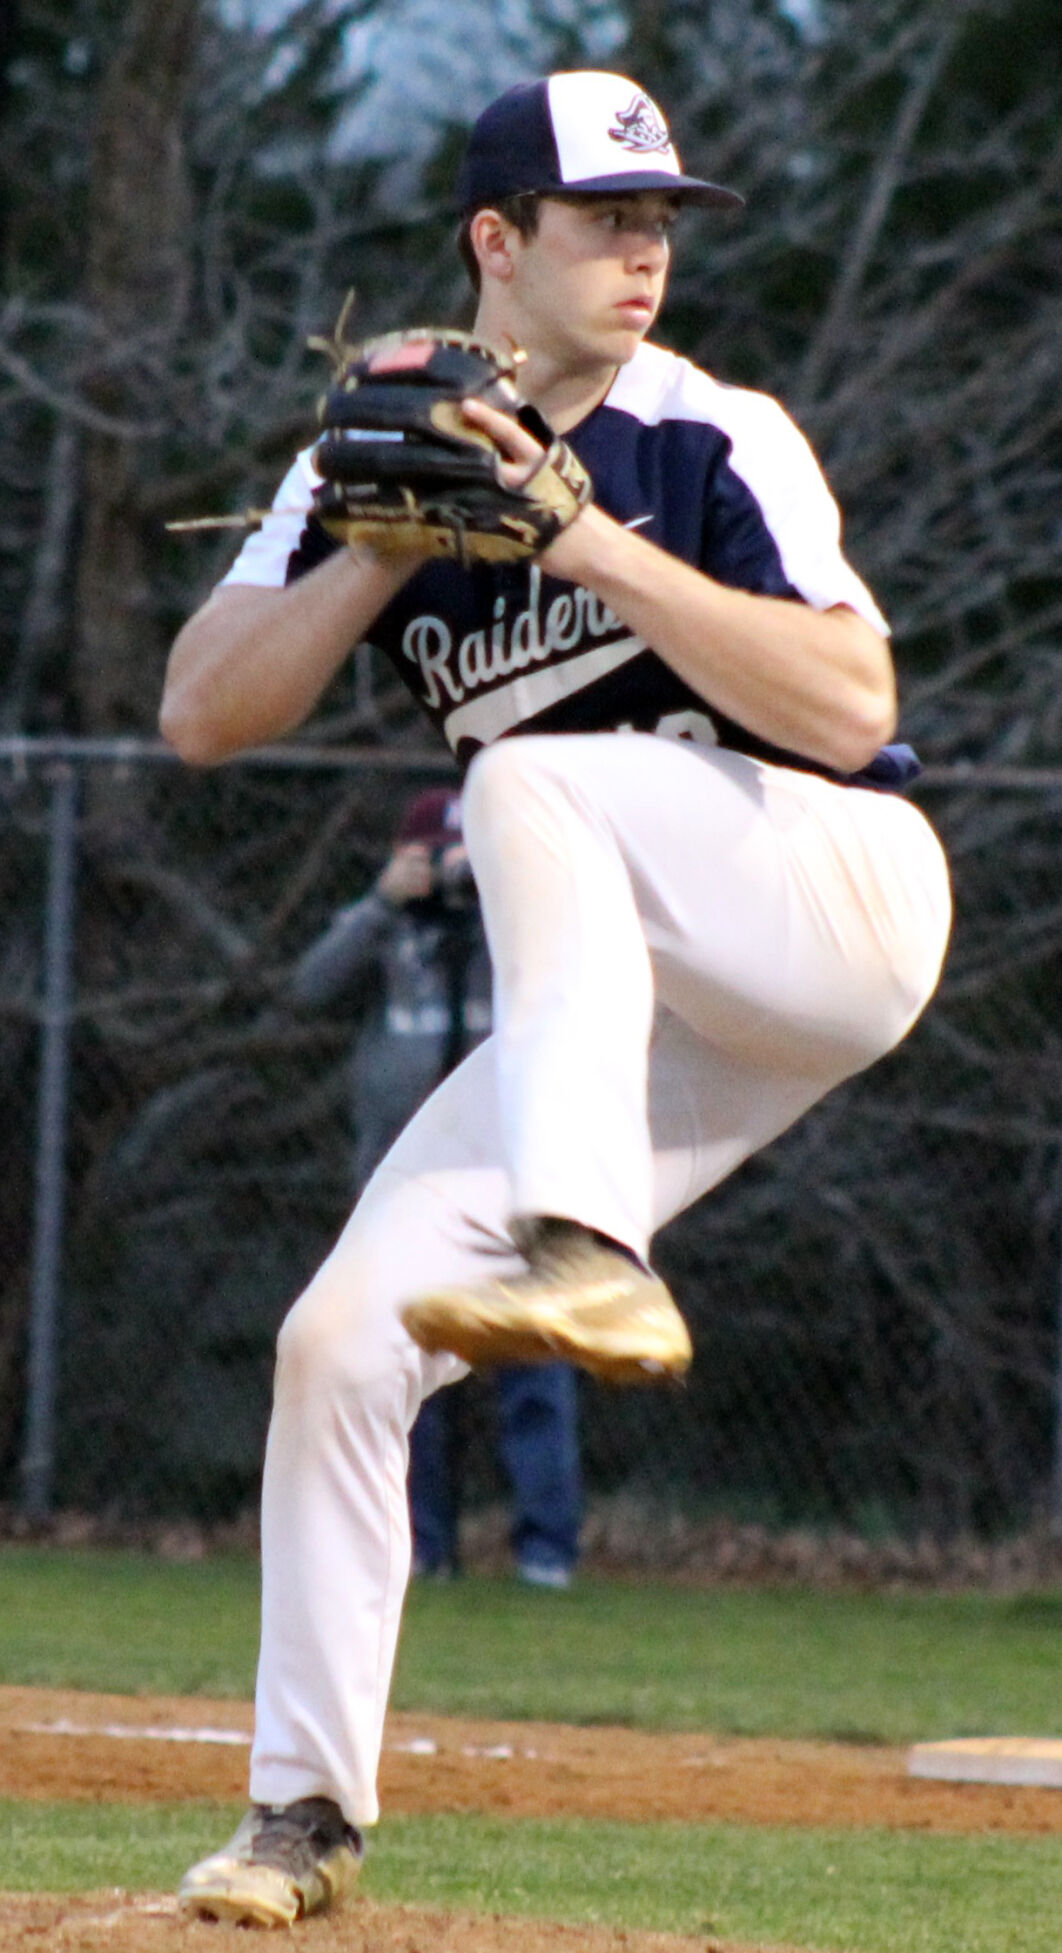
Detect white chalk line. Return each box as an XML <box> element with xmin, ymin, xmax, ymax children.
<box><xmin>19</xmin><ymin>1720</ymin><xmax>540</xmax><ymax>1760</ymax></box>
<box><xmin>21</xmin><ymin>1719</ymin><xmax>251</xmax><ymax>1746</ymax></box>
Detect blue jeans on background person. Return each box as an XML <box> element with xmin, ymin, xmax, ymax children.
<box><xmin>409</xmin><ymin>1363</ymin><xmax>582</xmax><ymax>1585</ymax></box>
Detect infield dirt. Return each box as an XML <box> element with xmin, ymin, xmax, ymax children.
<box><xmin>3</xmin><ymin>1684</ymin><xmax>1060</xmax><ymax>1952</ymax></box>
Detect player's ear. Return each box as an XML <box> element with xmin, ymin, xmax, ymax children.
<box><xmin>469</xmin><ymin>207</ymin><xmax>518</xmax><ymax>284</ymax></box>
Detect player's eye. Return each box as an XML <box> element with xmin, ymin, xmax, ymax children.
<box><xmin>597</xmin><ymin>205</ymin><xmax>676</xmax><ymax>241</ymax></box>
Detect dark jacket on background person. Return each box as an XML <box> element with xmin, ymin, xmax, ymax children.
<box><xmin>292</xmin><ymin>885</ymin><xmax>492</xmax><ymax>1195</ymax></box>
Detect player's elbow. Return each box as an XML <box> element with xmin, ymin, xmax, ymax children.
<box><xmin>827</xmin><ymin>682</ymin><xmax>897</xmax><ymax>774</ymax></box>
<box><xmin>821</xmin><ymin>618</ymin><xmax>898</xmax><ymax>773</ymax></box>
<box><xmin>160</xmin><ymin>699</ymin><xmax>210</xmax><ymax>765</ymax></box>
<box><xmin>159</xmin><ymin>598</ymin><xmax>264</xmax><ymax>764</ymax></box>
<box><xmin>159</xmin><ymin>684</ymin><xmax>233</xmax><ymax>767</ymax></box>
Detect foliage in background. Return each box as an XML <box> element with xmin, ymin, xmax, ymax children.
<box><xmin>1</xmin><ymin>2</ymin><xmax>1061</xmax><ymax>1531</ymax></box>
<box><xmin>3</xmin><ymin>751</ymin><xmax>1060</xmax><ymax>1532</ymax></box>
<box><xmin>4</xmin><ymin>0</ymin><xmax>1060</xmax><ymax>746</ymax></box>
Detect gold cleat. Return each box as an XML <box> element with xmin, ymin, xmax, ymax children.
<box><xmin>401</xmin><ymin>1218</ymin><xmax>692</xmax><ymax>1385</ymax></box>
<box><xmin>178</xmin><ymin>1797</ymin><xmax>362</xmax><ymax>1928</ymax></box>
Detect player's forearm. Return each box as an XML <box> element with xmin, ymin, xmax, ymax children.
<box><xmin>544</xmin><ymin>507</ymin><xmax>897</xmax><ymax>773</ymax></box>
<box><xmin>160</xmin><ymin>548</ymin><xmax>416</xmax><ymax>764</ymax></box>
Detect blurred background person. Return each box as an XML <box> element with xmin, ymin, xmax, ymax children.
<box><xmin>292</xmin><ymin>786</ymin><xmax>582</xmax><ymax>1586</ymax></box>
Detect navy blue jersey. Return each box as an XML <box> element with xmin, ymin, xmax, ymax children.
<box><xmin>223</xmin><ymin>341</ymin><xmax>911</xmax><ymax>785</ymax></box>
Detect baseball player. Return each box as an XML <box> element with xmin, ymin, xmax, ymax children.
<box><xmin>162</xmin><ymin>70</ymin><xmax>952</xmax><ymax>1926</ymax></box>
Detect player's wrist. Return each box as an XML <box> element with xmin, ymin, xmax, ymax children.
<box><xmin>537</xmin><ymin>500</ymin><xmax>616</xmax><ymax>579</ymax></box>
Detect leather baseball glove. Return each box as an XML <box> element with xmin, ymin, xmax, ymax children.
<box><xmin>310</xmin><ymin>319</ymin><xmax>592</xmax><ymax>564</ymax></box>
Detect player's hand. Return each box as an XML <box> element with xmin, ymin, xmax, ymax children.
<box><xmin>309</xmin><ymin>324</ymin><xmax>590</xmax><ymax>564</ymax></box>
<box><xmin>377</xmin><ymin>845</ymin><xmax>434</xmax><ymax>905</ymax></box>
<box><xmin>460</xmin><ymin>397</ymin><xmax>593</xmax><ymax>572</ymax></box>
<box><xmin>459</xmin><ymin>398</ymin><xmax>551</xmax><ymax>490</ymax></box>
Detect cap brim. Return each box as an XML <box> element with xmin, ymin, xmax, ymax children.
<box><xmin>553</xmin><ymin>170</ymin><xmax>744</xmax><ymax>209</ymax></box>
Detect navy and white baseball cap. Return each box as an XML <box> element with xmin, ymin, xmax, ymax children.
<box><xmin>457</xmin><ymin>72</ymin><xmax>743</xmax><ymax>214</ymax></box>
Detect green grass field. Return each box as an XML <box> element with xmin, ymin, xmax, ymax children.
<box><xmin>4</xmin><ymin>1543</ymin><xmax>1062</xmax><ymax>1950</ymax></box>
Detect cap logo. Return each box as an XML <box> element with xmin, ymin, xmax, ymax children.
<box><xmin>608</xmin><ymin>93</ymin><xmax>672</xmax><ymax>156</ymax></box>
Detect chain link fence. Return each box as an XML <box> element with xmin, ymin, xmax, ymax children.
<box><xmin>3</xmin><ymin>737</ymin><xmax>1062</xmax><ymax>1557</ymax></box>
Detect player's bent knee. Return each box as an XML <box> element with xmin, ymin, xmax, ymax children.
<box><xmin>274</xmin><ymin>1271</ymin><xmax>397</xmax><ymax>1404</ymax></box>
<box><xmin>463</xmin><ymin>736</ymin><xmax>582</xmax><ymax>853</ymax></box>
<box><xmin>463</xmin><ymin>737</ymin><xmax>532</xmax><ymax>817</ymax></box>
<box><xmin>274</xmin><ymin>1297</ymin><xmax>345</xmax><ymax>1403</ymax></box>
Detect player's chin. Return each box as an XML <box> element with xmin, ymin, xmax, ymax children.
<box><xmin>600</xmin><ymin>319</ymin><xmax>653</xmax><ymax>363</ymax></box>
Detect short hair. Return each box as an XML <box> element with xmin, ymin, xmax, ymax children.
<box><xmin>457</xmin><ymin>193</ymin><xmax>543</xmax><ymax>293</ymax></box>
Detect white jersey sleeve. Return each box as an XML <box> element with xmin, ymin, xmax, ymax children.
<box><xmin>607</xmin><ymin>347</ymin><xmax>889</xmax><ymax>635</ymax></box>
<box><xmin>219</xmin><ymin>447</ymin><xmax>321</xmax><ymax>590</ymax></box>
<box><xmin>712</xmin><ymin>384</ymin><xmax>889</xmax><ymax>635</ymax></box>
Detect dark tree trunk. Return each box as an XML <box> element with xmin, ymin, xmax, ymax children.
<box><xmin>72</xmin><ymin>2</ymin><xmax>199</xmax><ymax>735</ymax></box>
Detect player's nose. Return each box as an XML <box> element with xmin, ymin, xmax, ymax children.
<box><xmin>624</xmin><ymin>227</ymin><xmax>669</xmax><ymax>274</ymax></box>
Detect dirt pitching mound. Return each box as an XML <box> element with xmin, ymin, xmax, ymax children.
<box><xmin>3</xmin><ymin>1892</ymin><xmax>801</xmax><ymax>1953</ymax></box>
<box><xmin>3</xmin><ymin>1686</ymin><xmax>1061</xmax><ymax>1952</ymax></box>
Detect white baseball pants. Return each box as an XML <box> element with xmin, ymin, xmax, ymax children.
<box><xmin>250</xmin><ymin>733</ymin><xmax>951</xmax><ymax>1824</ymax></box>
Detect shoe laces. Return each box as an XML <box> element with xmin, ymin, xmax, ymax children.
<box><xmin>461</xmin><ymin>1213</ymin><xmax>637</xmax><ymax>1285</ymax></box>
<box><xmin>512</xmin><ymin>1216</ymin><xmax>623</xmax><ymax>1278</ymax></box>
<box><xmin>461</xmin><ymin>1214</ymin><xmax>521</xmax><ymax>1260</ymax></box>
<box><xmin>249</xmin><ymin>1798</ymin><xmax>359</xmax><ymax>1875</ymax></box>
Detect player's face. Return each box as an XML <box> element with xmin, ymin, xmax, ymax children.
<box><xmin>508</xmin><ymin>193</ymin><xmax>677</xmax><ymax>372</ymax></box>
